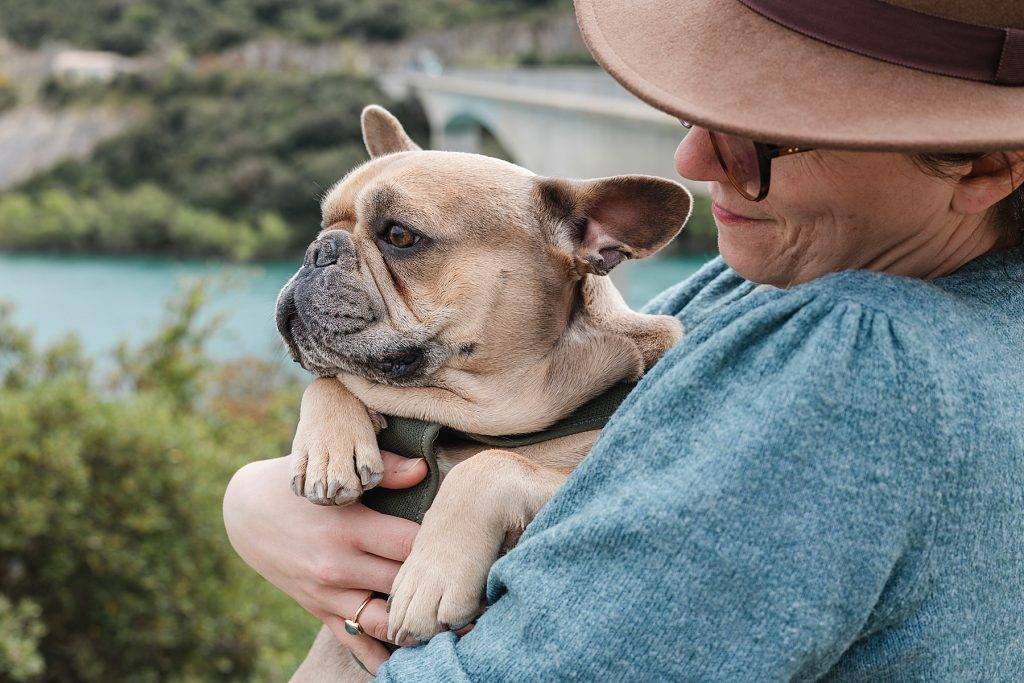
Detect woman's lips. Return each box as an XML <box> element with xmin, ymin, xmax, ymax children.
<box><xmin>712</xmin><ymin>202</ymin><xmax>767</xmax><ymax>224</ymax></box>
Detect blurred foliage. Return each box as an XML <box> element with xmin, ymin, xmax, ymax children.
<box><xmin>11</xmin><ymin>69</ymin><xmax>428</xmax><ymax>259</ymax></box>
<box><xmin>666</xmin><ymin>192</ymin><xmax>717</xmax><ymax>255</ymax></box>
<box><xmin>0</xmin><ymin>0</ymin><xmax>572</xmax><ymax>55</ymax></box>
<box><xmin>0</xmin><ymin>288</ymin><xmax>316</xmax><ymax>682</ymax></box>
<box><xmin>0</xmin><ymin>74</ymin><xmax>16</xmax><ymax>115</ymax></box>
<box><xmin>0</xmin><ymin>596</ymin><xmax>44</xmax><ymax>682</ymax></box>
<box><xmin>518</xmin><ymin>50</ymin><xmax>597</xmax><ymax>68</ymax></box>
<box><xmin>0</xmin><ymin>184</ymin><xmax>290</xmax><ymax>260</ymax></box>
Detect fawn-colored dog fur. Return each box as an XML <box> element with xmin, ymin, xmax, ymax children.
<box><xmin>276</xmin><ymin>105</ymin><xmax>691</xmax><ymax>680</ymax></box>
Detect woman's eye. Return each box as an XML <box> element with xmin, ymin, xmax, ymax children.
<box><xmin>384</xmin><ymin>223</ymin><xmax>420</xmax><ymax>249</ymax></box>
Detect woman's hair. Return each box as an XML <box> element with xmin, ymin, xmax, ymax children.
<box><xmin>917</xmin><ymin>153</ymin><xmax>1024</xmax><ymax>249</ymax></box>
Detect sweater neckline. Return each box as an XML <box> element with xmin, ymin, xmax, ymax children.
<box><xmin>936</xmin><ymin>247</ymin><xmax>1024</xmax><ymax>286</ymax></box>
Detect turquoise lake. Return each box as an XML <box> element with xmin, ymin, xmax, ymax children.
<box><xmin>0</xmin><ymin>252</ymin><xmax>713</xmax><ymax>364</ymax></box>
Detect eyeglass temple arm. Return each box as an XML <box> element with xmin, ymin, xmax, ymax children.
<box><xmin>768</xmin><ymin>145</ymin><xmax>814</xmax><ymax>159</ymax></box>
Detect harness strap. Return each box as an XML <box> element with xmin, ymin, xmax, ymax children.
<box><xmin>361</xmin><ymin>382</ymin><xmax>637</xmax><ymax>522</ymax></box>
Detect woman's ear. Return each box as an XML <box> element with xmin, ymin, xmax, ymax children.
<box><xmin>950</xmin><ymin>151</ymin><xmax>1024</xmax><ymax>216</ymax></box>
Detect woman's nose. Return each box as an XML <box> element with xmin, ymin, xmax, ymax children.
<box><xmin>674</xmin><ymin>126</ymin><xmax>728</xmax><ymax>184</ymax></box>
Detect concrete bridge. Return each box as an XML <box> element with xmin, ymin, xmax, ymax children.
<box><xmin>379</xmin><ymin>68</ymin><xmax>701</xmax><ymax>192</ymax></box>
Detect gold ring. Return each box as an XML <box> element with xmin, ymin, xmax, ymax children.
<box><xmin>344</xmin><ymin>594</ymin><xmax>374</xmax><ymax>636</ymax></box>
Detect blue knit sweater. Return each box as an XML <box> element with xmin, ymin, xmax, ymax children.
<box><xmin>377</xmin><ymin>251</ymin><xmax>1024</xmax><ymax>682</ymax></box>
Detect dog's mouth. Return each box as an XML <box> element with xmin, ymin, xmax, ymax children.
<box><xmin>277</xmin><ymin>282</ymin><xmax>433</xmax><ymax>384</ymax></box>
<box><xmin>371</xmin><ymin>348</ymin><xmax>425</xmax><ymax>380</ymax></box>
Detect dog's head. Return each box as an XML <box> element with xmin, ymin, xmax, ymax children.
<box><xmin>276</xmin><ymin>105</ymin><xmax>691</xmax><ymax>434</ymax></box>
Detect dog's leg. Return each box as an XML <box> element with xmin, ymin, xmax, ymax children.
<box><xmin>291</xmin><ymin>378</ymin><xmax>386</xmax><ymax>506</ymax></box>
<box><xmin>290</xmin><ymin>625</ymin><xmax>371</xmax><ymax>683</ymax></box>
<box><xmin>386</xmin><ymin>450</ymin><xmax>570</xmax><ymax>643</ymax></box>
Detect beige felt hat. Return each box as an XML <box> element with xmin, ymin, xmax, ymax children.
<box><xmin>574</xmin><ymin>0</ymin><xmax>1024</xmax><ymax>151</ymax></box>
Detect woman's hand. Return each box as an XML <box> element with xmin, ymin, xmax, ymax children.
<box><xmin>223</xmin><ymin>452</ymin><xmax>427</xmax><ymax>671</ymax></box>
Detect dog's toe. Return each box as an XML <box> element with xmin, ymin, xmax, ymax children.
<box><xmin>329</xmin><ymin>482</ymin><xmax>361</xmax><ymax>505</ymax></box>
<box><xmin>437</xmin><ymin>592</ymin><xmax>483</xmax><ymax>636</ymax></box>
<box><xmin>306</xmin><ymin>479</ymin><xmax>334</xmax><ymax>505</ymax></box>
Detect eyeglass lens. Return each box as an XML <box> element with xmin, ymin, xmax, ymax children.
<box><xmin>708</xmin><ymin>131</ymin><xmax>762</xmax><ymax>201</ymax></box>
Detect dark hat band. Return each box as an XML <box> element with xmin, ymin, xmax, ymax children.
<box><xmin>738</xmin><ymin>0</ymin><xmax>1024</xmax><ymax>86</ymax></box>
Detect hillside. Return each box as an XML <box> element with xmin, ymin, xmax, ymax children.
<box><xmin>0</xmin><ymin>70</ymin><xmax>428</xmax><ymax>259</ymax></box>
<box><xmin>0</xmin><ymin>0</ymin><xmax>572</xmax><ymax>56</ymax></box>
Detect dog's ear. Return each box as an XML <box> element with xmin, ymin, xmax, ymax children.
<box><xmin>536</xmin><ymin>175</ymin><xmax>692</xmax><ymax>276</ymax></box>
<box><xmin>361</xmin><ymin>105</ymin><xmax>422</xmax><ymax>158</ymax></box>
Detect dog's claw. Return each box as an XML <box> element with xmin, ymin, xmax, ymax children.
<box><xmin>291</xmin><ymin>474</ymin><xmax>304</xmax><ymax>497</ymax></box>
<box><xmin>326</xmin><ymin>479</ymin><xmax>341</xmax><ymax>499</ymax></box>
<box><xmin>332</xmin><ymin>487</ymin><xmax>360</xmax><ymax>505</ymax></box>
<box><xmin>312</xmin><ymin>480</ymin><xmax>325</xmax><ymax>501</ymax></box>
<box><xmin>359</xmin><ymin>465</ymin><xmax>382</xmax><ymax>488</ymax></box>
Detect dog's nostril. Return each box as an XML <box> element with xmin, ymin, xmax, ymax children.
<box><xmin>313</xmin><ymin>239</ymin><xmax>337</xmax><ymax>268</ymax></box>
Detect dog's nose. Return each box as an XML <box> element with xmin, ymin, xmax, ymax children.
<box><xmin>304</xmin><ymin>230</ymin><xmax>354</xmax><ymax>269</ymax></box>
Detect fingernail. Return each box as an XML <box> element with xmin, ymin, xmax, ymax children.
<box><xmin>350</xmin><ymin>652</ymin><xmax>370</xmax><ymax>675</ymax></box>
<box><xmin>398</xmin><ymin>457</ymin><xmax>424</xmax><ymax>472</ymax></box>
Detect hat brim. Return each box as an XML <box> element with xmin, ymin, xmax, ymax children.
<box><xmin>576</xmin><ymin>0</ymin><xmax>1024</xmax><ymax>152</ymax></box>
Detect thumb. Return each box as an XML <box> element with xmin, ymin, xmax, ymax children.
<box><xmin>378</xmin><ymin>451</ymin><xmax>428</xmax><ymax>490</ymax></box>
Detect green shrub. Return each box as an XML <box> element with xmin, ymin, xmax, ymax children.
<box><xmin>0</xmin><ymin>77</ymin><xmax>17</xmax><ymax>115</ymax></box>
<box><xmin>0</xmin><ymin>185</ymin><xmax>294</xmax><ymax>260</ymax></box>
<box><xmin>0</xmin><ymin>195</ymin><xmax>39</xmax><ymax>250</ymax></box>
<box><xmin>0</xmin><ymin>596</ymin><xmax>45</xmax><ymax>682</ymax></box>
<box><xmin>0</xmin><ymin>291</ymin><xmax>314</xmax><ymax>682</ymax></box>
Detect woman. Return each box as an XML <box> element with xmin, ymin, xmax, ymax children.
<box><xmin>224</xmin><ymin>0</ymin><xmax>1024</xmax><ymax>678</ymax></box>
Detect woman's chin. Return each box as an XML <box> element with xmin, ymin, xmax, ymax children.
<box><xmin>717</xmin><ymin>228</ymin><xmax>789</xmax><ymax>286</ymax></box>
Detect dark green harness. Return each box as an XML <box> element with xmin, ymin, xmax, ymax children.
<box><xmin>361</xmin><ymin>382</ymin><xmax>637</xmax><ymax>523</ymax></box>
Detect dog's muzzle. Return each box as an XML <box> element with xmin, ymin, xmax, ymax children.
<box><xmin>276</xmin><ymin>230</ymin><xmax>377</xmax><ymax>369</ymax></box>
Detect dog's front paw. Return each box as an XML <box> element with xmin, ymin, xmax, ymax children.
<box><xmin>386</xmin><ymin>525</ymin><xmax>492</xmax><ymax>643</ymax></box>
<box><xmin>290</xmin><ymin>413</ymin><xmax>383</xmax><ymax>507</ymax></box>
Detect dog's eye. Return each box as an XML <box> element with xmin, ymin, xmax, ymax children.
<box><xmin>384</xmin><ymin>223</ymin><xmax>420</xmax><ymax>249</ymax></box>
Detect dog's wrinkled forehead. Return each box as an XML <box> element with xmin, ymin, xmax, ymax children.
<box><xmin>320</xmin><ymin>151</ymin><xmax>536</xmax><ymax>234</ymax></box>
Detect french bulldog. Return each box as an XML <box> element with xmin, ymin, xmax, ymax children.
<box><xmin>276</xmin><ymin>105</ymin><xmax>691</xmax><ymax>680</ymax></box>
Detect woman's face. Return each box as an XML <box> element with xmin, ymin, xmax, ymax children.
<box><xmin>674</xmin><ymin>127</ymin><xmax>997</xmax><ymax>286</ymax></box>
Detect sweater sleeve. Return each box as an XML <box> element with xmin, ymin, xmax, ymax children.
<box><xmin>376</xmin><ymin>290</ymin><xmax>951</xmax><ymax>682</ymax></box>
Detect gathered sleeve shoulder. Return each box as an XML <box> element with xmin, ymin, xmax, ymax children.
<box><xmin>377</xmin><ymin>284</ymin><xmax>956</xmax><ymax>682</ymax></box>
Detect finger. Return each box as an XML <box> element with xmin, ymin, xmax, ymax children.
<box><xmin>319</xmin><ymin>573</ymin><xmax>403</xmax><ymax>618</ymax></box>
<box><xmin>325</xmin><ymin>595</ymin><xmax>419</xmax><ymax>647</ymax></box>
<box><xmin>378</xmin><ymin>451</ymin><xmax>428</xmax><ymax>490</ymax></box>
<box><xmin>347</xmin><ymin>506</ymin><xmax>420</xmax><ymax>562</ymax></box>
<box><xmin>324</xmin><ymin>615</ymin><xmax>391</xmax><ymax>676</ymax></box>
<box><xmin>322</xmin><ymin>596</ymin><xmax>419</xmax><ymax>675</ymax></box>
<box><xmin>315</xmin><ymin>553</ymin><xmax>400</xmax><ymax>603</ymax></box>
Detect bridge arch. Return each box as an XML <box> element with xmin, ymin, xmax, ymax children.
<box><xmin>442</xmin><ymin>112</ymin><xmax>516</xmax><ymax>163</ymax></box>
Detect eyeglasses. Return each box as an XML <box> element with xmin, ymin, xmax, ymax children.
<box><xmin>680</xmin><ymin>121</ymin><xmax>814</xmax><ymax>202</ymax></box>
